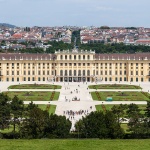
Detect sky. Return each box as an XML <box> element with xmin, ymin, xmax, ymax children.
<box><xmin>0</xmin><ymin>0</ymin><xmax>150</xmax><ymax>27</ymax></box>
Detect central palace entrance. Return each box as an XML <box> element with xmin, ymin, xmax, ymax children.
<box><xmin>59</xmin><ymin>77</ymin><xmax>91</xmax><ymax>82</ymax></box>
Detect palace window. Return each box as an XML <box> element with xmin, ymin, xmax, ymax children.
<box><xmin>69</xmin><ymin>55</ymin><xmax>72</xmax><ymax>59</ymax></box>
<box><xmin>69</xmin><ymin>70</ymin><xmax>72</xmax><ymax>76</ymax></box>
<box><xmin>141</xmin><ymin>71</ymin><xmax>143</xmax><ymax>75</ymax></box>
<box><xmin>83</xmin><ymin>55</ymin><xmax>85</xmax><ymax>60</ymax></box>
<box><xmin>65</xmin><ymin>55</ymin><xmax>67</xmax><ymax>60</ymax></box>
<box><xmin>65</xmin><ymin>70</ymin><xmax>67</xmax><ymax>76</ymax></box>
<box><xmin>78</xmin><ymin>55</ymin><xmax>81</xmax><ymax>60</ymax></box>
<box><xmin>74</xmin><ymin>70</ymin><xmax>76</xmax><ymax>76</ymax></box>
<box><xmin>83</xmin><ymin>70</ymin><xmax>85</xmax><ymax>76</ymax></box>
<box><xmin>60</xmin><ymin>70</ymin><xmax>63</xmax><ymax>76</ymax></box>
<box><xmin>78</xmin><ymin>70</ymin><xmax>81</xmax><ymax>76</ymax></box>
<box><xmin>60</xmin><ymin>55</ymin><xmax>63</xmax><ymax>60</ymax></box>
<box><xmin>109</xmin><ymin>71</ymin><xmax>112</xmax><ymax>75</ymax></box>
<box><xmin>141</xmin><ymin>78</ymin><xmax>143</xmax><ymax>82</ymax></box>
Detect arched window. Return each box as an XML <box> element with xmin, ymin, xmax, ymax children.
<box><xmin>60</xmin><ymin>55</ymin><xmax>63</xmax><ymax>60</ymax></box>
<box><xmin>69</xmin><ymin>55</ymin><xmax>72</xmax><ymax>59</ymax></box>
<box><xmin>78</xmin><ymin>55</ymin><xmax>81</xmax><ymax>60</ymax></box>
<box><xmin>87</xmin><ymin>70</ymin><xmax>90</xmax><ymax>76</ymax></box>
<box><xmin>60</xmin><ymin>70</ymin><xmax>63</xmax><ymax>76</ymax></box>
<box><xmin>65</xmin><ymin>70</ymin><xmax>67</xmax><ymax>76</ymax></box>
<box><xmin>83</xmin><ymin>70</ymin><xmax>85</xmax><ymax>76</ymax></box>
<box><xmin>69</xmin><ymin>70</ymin><xmax>72</xmax><ymax>76</ymax></box>
<box><xmin>74</xmin><ymin>70</ymin><xmax>76</xmax><ymax>76</ymax></box>
<box><xmin>78</xmin><ymin>70</ymin><xmax>81</xmax><ymax>76</ymax></box>
<box><xmin>83</xmin><ymin>55</ymin><xmax>85</xmax><ymax>60</ymax></box>
<box><xmin>87</xmin><ymin>55</ymin><xmax>90</xmax><ymax>60</ymax></box>
<box><xmin>65</xmin><ymin>55</ymin><xmax>67</xmax><ymax>60</ymax></box>
<box><xmin>74</xmin><ymin>55</ymin><xmax>76</xmax><ymax>60</ymax></box>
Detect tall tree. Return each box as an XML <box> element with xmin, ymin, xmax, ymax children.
<box><xmin>0</xmin><ymin>93</ymin><xmax>11</xmax><ymax>130</ymax></box>
<box><xmin>111</xmin><ymin>104</ymin><xmax>127</xmax><ymax>124</ymax></box>
<box><xmin>145</xmin><ymin>101</ymin><xmax>150</xmax><ymax>118</ymax></box>
<box><xmin>44</xmin><ymin>114</ymin><xmax>71</xmax><ymax>138</ymax></box>
<box><xmin>75</xmin><ymin>111</ymin><xmax>124</xmax><ymax>139</ymax></box>
<box><xmin>20</xmin><ymin>107</ymin><xmax>49</xmax><ymax>138</ymax></box>
<box><xmin>10</xmin><ymin>95</ymin><xmax>24</xmax><ymax>132</ymax></box>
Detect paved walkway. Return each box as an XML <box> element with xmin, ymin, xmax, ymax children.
<box><xmin>1</xmin><ymin>81</ymin><xmax>150</xmax><ymax>131</ymax></box>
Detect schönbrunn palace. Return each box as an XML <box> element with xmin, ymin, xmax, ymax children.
<box><xmin>0</xmin><ymin>49</ymin><xmax>150</xmax><ymax>82</ymax></box>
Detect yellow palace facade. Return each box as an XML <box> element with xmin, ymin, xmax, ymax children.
<box><xmin>0</xmin><ymin>49</ymin><xmax>150</xmax><ymax>82</ymax></box>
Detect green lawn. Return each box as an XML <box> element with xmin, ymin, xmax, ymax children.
<box><xmin>3</xmin><ymin>91</ymin><xmax>60</xmax><ymax>101</ymax></box>
<box><xmin>8</xmin><ymin>84</ymin><xmax>62</xmax><ymax>89</ymax></box>
<box><xmin>0</xmin><ymin>139</ymin><xmax>150</xmax><ymax>150</ymax></box>
<box><xmin>89</xmin><ymin>84</ymin><xmax>141</xmax><ymax>89</ymax></box>
<box><xmin>91</xmin><ymin>91</ymin><xmax>150</xmax><ymax>101</ymax></box>
<box><xmin>38</xmin><ymin>104</ymin><xmax>56</xmax><ymax>114</ymax></box>
<box><xmin>95</xmin><ymin>104</ymin><xmax>147</xmax><ymax>114</ymax></box>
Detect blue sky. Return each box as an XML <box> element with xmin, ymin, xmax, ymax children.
<box><xmin>0</xmin><ymin>0</ymin><xmax>150</xmax><ymax>27</ymax></box>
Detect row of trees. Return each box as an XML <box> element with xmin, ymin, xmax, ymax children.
<box><xmin>0</xmin><ymin>93</ymin><xmax>71</xmax><ymax>139</ymax></box>
<box><xmin>75</xmin><ymin>103</ymin><xmax>150</xmax><ymax>139</ymax></box>
<box><xmin>19</xmin><ymin>42</ymin><xmax>150</xmax><ymax>54</ymax></box>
